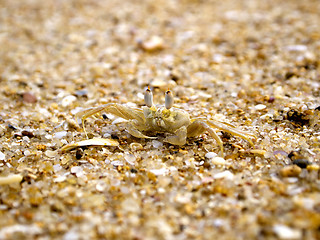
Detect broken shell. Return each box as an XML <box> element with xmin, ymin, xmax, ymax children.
<box><xmin>130</xmin><ymin>143</ymin><xmax>143</xmax><ymax>151</ymax></box>
<box><xmin>44</xmin><ymin>150</ymin><xmax>58</xmax><ymax>158</ymax></box>
<box><xmin>60</xmin><ymin>138</ymin><xmax>119</xmax><ymax>152</ymax></box>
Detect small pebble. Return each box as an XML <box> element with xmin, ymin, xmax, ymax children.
<box><xmin>112</xmin><ymin>118</ymin><xmax>127</xmax><ymax>124</ymax></box>
<box><xmin>71</xmin><ymin>166</ymin><xmax>82</xmax><ymax>174</ymax></box>
<box><xmin>76</xmin><ymin>148</ymin><xmax>84</xmax><ymax>159</ymax></box>
<box><xmin>75</xmin><ymin>89</ymin><xmax>88</xmax><ymax>97</ymax></box>
<box><xmin>286</xmin><ymin>44</ymin><xmax>307</xmax><ymax>52</ymax></box>
<box><xmin>111</xmin><ymin>160</ymin><xmax>123</xmax><ymax>167</ymax></box>
<box><xmin>0</xmin><ymin>151</ymin><xmax>5</xmax><ymax>161</ymax></box>
<box><xmin>53</xmin><ymin>164</ymin><xmax>63</xmax><ymax>172</ymax></box>
<box><xmin>280</xmin><ymin>165</ymin><xmax>301</xmax><ymax>177</ymax></box>
<box><xmin>210</xmin><ymin>157</ymin><xmax>226</xmax><ymax>165</ymax></box>
<box><xmin>293</xmin><ymin>197</ymin><xmax>314</xmax><ymax>210</ymax></box>
<box><xmin>61</xmin><ymin>95</ymin><xmax>77</xmax><ymax>107</ymax></box>
<box><xmin>54</xmin><ymin>131</ymin><xmax>68</xmax><ymax>139</ymax></box>
<box><xmin>212</xmin><ymin>53</ymin><xmax>224</xmax><ymax>63</ymax></box>
<box><xmin>21</xmin><ymin>130</ymin><xmax>34</xmax><ymax>138</ymax></box>
<box><xmin>124</xmin><ymin>153</ymin><xmax>136</xmax><ymax>165</ymax></box>
<box><xmin>306</xmin><ymin>164</ymin><xmax>320</xmax><ymax>171</ymax></box>
<box><xmin>292</xmin><ymin>159</ymin><xmax>310</xmax><ymax>169</ymax></box>
<box><xmin>205</xmin><ymin>152</ymin><xmax>217</xmax><ymax>159</ymax></box>
<box><xmin>213</xmin><ymin>170</ymin><xmax>234</xmax><ymax>180</ymax></box>
<box><xmin>152</xmin><ymin>140</ymin><xmax>163</xmax><ymax>148</ymax></box>
<box><xmin>54</xmin><ymin>175</ymin><xmax>67</xmax><ymax>183</ymax></box>
<box><xmin>139</xmin><ymin>35</ymin><xmax>164</xmax><ymax>52</ymax></box>
<box><xmin>254</xmin><ymin>104</ymin><xmax>266</xmax><ymax>110</ymax></box>
<box><xmin>24</xmin><ymin>150</ymin><xmax>31</xmax><ymax>156</ymax></box>
<box><xmin>96</xmin><ymin>181</ymin><xmax>107</xmax><ymax>192</ymax></box>
<box><xmin>273</xmin><ymin>224</ymin><xmax>301</xmax><ymax>239</ymax></box>
<box><xmin>23</xmin><ymin>92</ymin><xmax>37</xmax><ymax>103</ymax></box>
<box><xmin>70</xmin><ymin>166</ymin><xmax>85</xmax><ymax>178</ymax></box>
<box><xmin>149</xmin><ymin>168</ymin><xmax>169</xmax><ymax>176</ymax></box>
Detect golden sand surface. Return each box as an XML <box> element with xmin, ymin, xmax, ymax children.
<box><xmin>0</xmin><ymin>0</ymin><xmax>320</xmax><ymax>239</ymax></box>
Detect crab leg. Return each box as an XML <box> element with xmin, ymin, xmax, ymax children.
<box><xmin>206</xmin><ymin>119</ymin><xmax>256</xmax><ymax>146</ymax></box>
<box><xmin>187</xmin><ymin>120</ymin><xmax>224</xmax><ymax>154</ymax></box>
<box><xmin>126</xmin><ymin>120</ymin><xmax>157</xmax><ymax>139</ymax></box>
<box><xmin>75</xmin><ymin>103</ymin><xmax>145</xmax><ymax>138</ymax></box>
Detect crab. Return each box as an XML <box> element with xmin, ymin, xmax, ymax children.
<box><xmin>74</xmin><ymin>88</ymin><xmax>256</xmax><ymax>155</ymax></box>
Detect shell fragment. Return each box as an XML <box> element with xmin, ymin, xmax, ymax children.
<box><xmin>60</xmin><ymin>138</ymin><xmax>119</xmax><ymax>152</ymax></box>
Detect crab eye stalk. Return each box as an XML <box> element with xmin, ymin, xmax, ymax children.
<box><xmin>165</xmin><ymin>90</ymin><xmax>174</xmax><ymax>109</ymax></box>
<box><xmin>144</xmin><ymin>87</ymin><xmax>154</xmax><ymax>108</ymax></box>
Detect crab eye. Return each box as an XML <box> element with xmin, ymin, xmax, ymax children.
<box><xmin>165</xmin><ymin>90</ymin><xmax>174</xmax><ymax>109</ymax></box>
<box><xmin>144</xmin><ymin>87</ymin><xmax>153</xmax><ymax>107</ymax></box>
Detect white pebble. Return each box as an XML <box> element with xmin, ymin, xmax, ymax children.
<box><xmin>0</xmin><ymin>151</ymin><xmax>6</xmax><ymax>161</ymax></box>
<box><xmin>96</xmin><ymin>181</ymin><xmax>107</xmax><ymax>192</ymax></box>
<box><xmin>71</xmin><ymin>166</ymin><xmax>82</xmax><ymax>174</ymax></box>
<box><xmin>205</xmin><ymin>152</ymin><xmax>217</xmax><ymax>159</ymax></box>
<box><xmin>213</xmin><ymin>219</ymin><xmax>225</xmax><ymax>227</ymax></box>
<box><xmin>23</xmin><ymin>150</ymin><xmax>31</xmax><ymax>156</ymax></box>
<box><xmin>0</xmin><ymin>224</ymin><xmax>42</xmax><ymax>239</ymax></box>
<box><xmin>273</xmin><ymin>224</ymin><xmax>301</xmax><ymax>239</ymax></box>
<box><xmin>53</xmin><ymin>164</ymin><xmax>62</xmax><ymax>172</ymax></box>
<box><xmin>22</xmin><ymin>136</ymin><xmax>30</xmax><ymax>142</ymax></box>
<box><xmin>112</xmin><ymin>117</ymin><xmax>126</xmax><ymax>124</ymax></box>
<box><xmin>198</xmin><ymin>91</ymin><xmax>212</xmax><ymax>99</ymax></box>
<box><xmin>212</xmin><ymin>53</ymin><xmax>224</xmax><ymax>63</ymax></box>
<box><xmin>54</xmin><ymin>131</ymin><xmax>67</xmax><ymax>139</ymax></box>
<box><xmin>39</xmin><ymin>108</ymin><xmax>51</xmax><ymax>118</ymax></box>
<box><xmin>211</xmin><ymin>157</ymin><xmax>226</xmax><ymax>165</ymax></box>
<box><xmin>255</xmin><ymin>104</ymin><xmax>266</xmax><ymax>110</ymax></box>
<box><xmin>141</xmin><ymin>35</ymin><xmax>164</xmax><ymax>51</ymax></box>
<box><xmin>213</xmin><ymin>170</ymin><xmax>234</xmax><ymax>180</ymax></box>
<box><xmin>61</xmin><ymin>95</ymin><xmax>77</xmax><ymax>107</ymax></box>
<box><xmin>54</xmin><ymin>175</ymin><xmax>67</xmax><ymax>183</ymax></box>
<box><xmin>63</xmin><ymin>228</ymin><xmax>80</xmax><ymax>240</ymax></box>
<box><xmin>152</xmin><ymin>140</ymin><xmax>163</xmax><ymax>148</ymax></box>
<box><xmin>71</xmin><ymin>166</ymin><xmax>85</xmax><ymax>178</ymax></box>
<box><xmin>111</xmin><ymin>160</ymin><xmax>123</xmax><ymax>167</ymax></box>
<box><xmin>293</xmin><ymin>197</ymin><xmax>315</xmax><ymax>210</ymax></box>
<box><xmin>124</xmin><ymin>153</ymin><xmax>136</xmax><ymax>165</ymax></box>
<box><xmin>286</xmin><ymin>45</ymin><xmax>307</xmax><ymax>52</ymax></box>
<box><xmin>150</xmin><ymin>168</ymin><xmax>169</xmax><ymax>176</ymax></box>
<box><xmin>158</xmin><ymin>188</ymin><xmax>166</xmax><ymax>194</ymax></box>
<box><xmin>45</xmin><ymin>134</ymin><xmax>53</xmax><ymax>140</ymax></box>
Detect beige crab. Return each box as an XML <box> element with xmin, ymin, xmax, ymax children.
<box><xmin>74</xmin><ymin>88</ymin><xmax>256</xmax><ymax>155</ymax></box>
